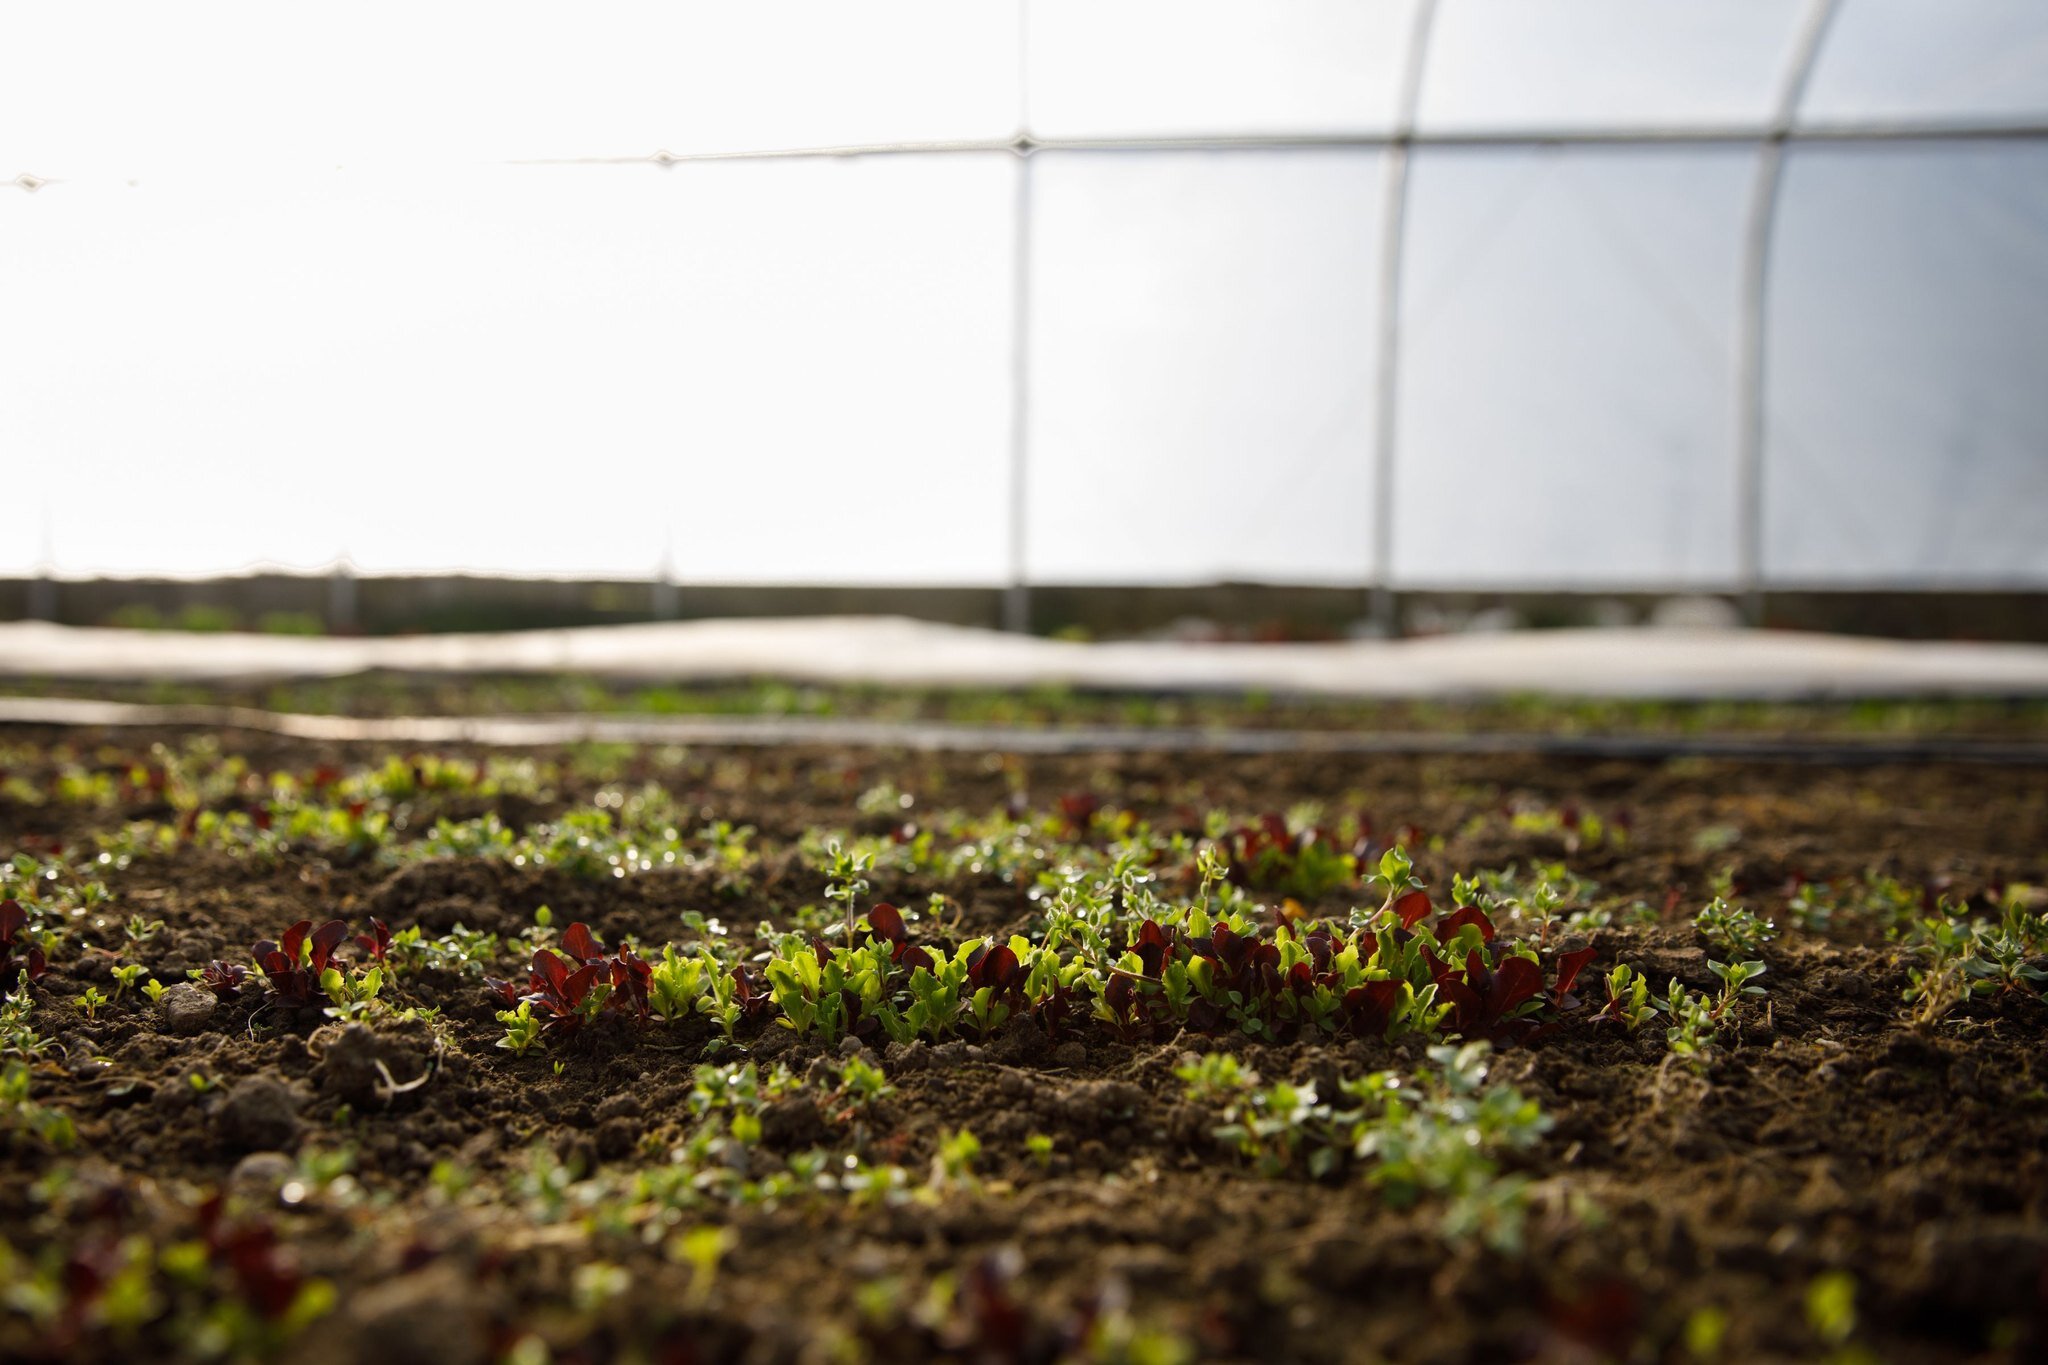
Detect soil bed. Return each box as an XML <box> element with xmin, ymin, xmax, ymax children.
<box><xmin>1</xmin><ymin>723</ymin><xmax>2044</xmax><ymax>1364</ymax></box>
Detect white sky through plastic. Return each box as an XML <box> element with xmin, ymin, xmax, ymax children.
<box><xmin>3</xmin><ymin>0</ymin><xmax>2047</xmax><ymax>588</ymax></box>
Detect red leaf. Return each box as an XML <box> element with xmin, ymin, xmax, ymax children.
<box><xmin>1393</xmin><ymin>889</ymin><xmax>1433</xmax><ymax>929</ymax></box>
<box><xmin>309</xmin><ymin>919</ymin><xmax>350</xmax><ymax>970</ymax></box>
<box><xmin>561</xmin><ymin>965</ymin><xmax>601</xmax><ymax>1008</ymax></box>
<box><xmin>1554</xmin><ymin>946</ymin><xmax>1599</xmax><ymax>1000</ymax></box>
<box><xmin>1490</xmin><ymin>955</ymin><xmax>1544</xmax><ymax>1015</ymax></box>
<box><xmin>532</xmin><ymin>948</ymin><xmax>570</xmax><ymax>996</ymax></box>
<box><xmin>1437</xmin><ymin>906</ymin><xmax>1496</xmax><ymax>942</ymax></box>
<box><xmin>867</xmin><ymin>903</ymin><xmax>906</xmax><ymax>944</ymax></box>
<box><xmin>561</xmin><ymin>922</ymin><xmax>600</xmax><ymax>962</ymax></box>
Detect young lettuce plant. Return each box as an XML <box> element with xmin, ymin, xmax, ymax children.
<box><xmin>252</xmin><ymin>919</ymin><xmax>351</xmax><ymax>1010</ymax></box>
<box><xmin>1593</xmin><ymin>963</ymin><xmax>1659</xmax><ymax>1031</ymax></box>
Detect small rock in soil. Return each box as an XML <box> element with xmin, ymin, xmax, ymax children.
<box><xmin>884</xmin><ymin>1040</ymin><xmax>929</xmax><ymax>1073</ymax></box>
<box><xmin>929</xmin><ymin>1040</ymin><xmax>967</xmax><ymax>1070</ymax></box>
<box><xmin>1050</xmin><ymin>1040</ymin><xmax>1088</xmax><ymax>1069</ymax></box>
<box><xmin>229</xmin><ymin>1151</ymin><xmax>296</xmax><ymax>1193</ymax></box>
<box><xmin>836</xmin><ymin>1033</ymin><xmax>867</xmax><ymax>1059</ymax></box>
<box><xmin>217</xmin><ymin>1077</ymin><xmax>303</xmax><ymax>1153</ymax></box>
<box><xmin>157</xmin><ymin>982</ymin><xmax>217</xmax><ymax>1036</ymax></box>
<box><xmin>1060</xmin><ymin>1079</ymin><xmax>1146</xmax><ymax>1126</ymax></box>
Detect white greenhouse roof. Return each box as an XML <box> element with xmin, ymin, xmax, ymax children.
<box><xmin>3</xmin><ymin>1</ymin><xmax>2046</xmax><ymax>595</ymax></box>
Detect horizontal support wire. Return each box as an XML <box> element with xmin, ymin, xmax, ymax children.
<box><xmin>507</xmin><ymin>121</ymin><xmax>2048</xmax><ymax>167</ymax></box>
<box><xmin>15</xmin><ymin>122</ymin><xmax>2047</xmax><ymax>189</ymax></box>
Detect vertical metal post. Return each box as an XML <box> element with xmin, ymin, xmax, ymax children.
<box><xmin>1367</xmin><ymin>0</ymin><xmax>1439</xmax><ymax>638</ymax></box>
<box><xmin>1735</xmin><ymin>0</ymin><xmax>1841</xmax><ymax>626</ymax></box>
<box><xmin>1002</xmin><ymin>149</ymin><xmax>1035</xmax><ymax>634</ymax></box>
<box><xmin>1002</xmin><ymin>0</ymin><xmax>1035</xmax><ymax>634</ymax></box>
<box><xmin>28</xmin><ymin>500</ymin><xmax>57</xmax><ymax>622</ymax></box>
<box><xmin>327</xmin><ymin>555</ymin><xmax>358</xmax><ymax>634</ymax></box>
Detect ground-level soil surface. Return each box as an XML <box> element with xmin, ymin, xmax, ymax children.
<box><xmin>0</xmin><ymin>723</ymin><xmax>2043</xmax><ymax>1364</ymax></box>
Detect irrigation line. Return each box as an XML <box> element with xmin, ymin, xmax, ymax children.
<box><xmin>1</xmin><ymin>697</ymin><xmax>2044</xmax><ymax>766</ymax></box>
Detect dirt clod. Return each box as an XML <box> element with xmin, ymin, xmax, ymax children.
<box><xmin>215</xmin><ymin>1076</ymin><xmax>303</xmax><ymax>1153</ymax></box>
<box><xmin>156</xmin><ymin>981</ymin><xmax>217</xmax><ymax>1035</ymax></box>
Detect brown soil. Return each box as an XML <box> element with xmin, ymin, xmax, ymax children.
<box><xmin>2</xmin><ymin>725</ymin><xmax>2046</xmax><ymax>1364</ymax></box>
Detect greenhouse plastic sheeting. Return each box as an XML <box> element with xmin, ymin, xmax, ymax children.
<box><xmin>1764</xmin><ymin>141</ymin><xmax>2048</xmax><ymax>585</ymax></box>
<box><xmin>1415</xmin><ymin>0</ymin><xmax>1811</xmax><ymax>134</ymax></box>
<box><xmin>1800</xmin><ymin>0</ymin><xmax>2048</xmax><ymax>129</ymax></box>
<box><xmin>0</xmin><ymin>160</ymin><xmax>1016</xmax><ymax>582</ymax></box>
<box><xmin>1029</xmin><ymin>0</ymin><xmax>1422</xmax><ymax>137</ymax></box>
<box><xmin>1026</xmin><ymin>149</ymin><xmax>1384</xmax><ymax>584</ymax></box>
<box><xmin>1393</xmin><ymin>145</ymin><xmax>1752</xmax><ymax>587</ymax></box>
<box><xmin>4</xmin><ymin>0</ymin><xmax>2048</xmax><ymax>592</ymax></box>
<box><xmin>0</xmin><ymin>2</ymin><xmax>1018</xmax><ymax>172</ymax></box>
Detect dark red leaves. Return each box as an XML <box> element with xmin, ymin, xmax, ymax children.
<box><xmin>1437</xmin><ymin>905</ymin><xmax>1496</xmax><ymax>942</ymax></box>
<box><xmin>1392</xmin><ymin>889</ymin><xmax>1434</xmax><ymax>930</ymax></box>
<box><xmin>354</xmin><ymin>917</ymin><xmax>391</xmax><ymax>963</ymax></box>
<box><xmin>560</xmin><ymin>922</ymin><xmax>602</xmax><ymax>963</ymax></box>
<box><xmin>1343</xmin><ymin>979</ymin><xmax>1405</xmax><ymax>1038</ymax></box>
<box><xmin>867</xmin><ymin>903</ymin><xmax>906</xmax><ymax>945</ymax></box>
<box><xmin>195</xmin><ymin>960</ymin><xmax>249</xmax><ymax>999</ymax></box>
<box><xmin>967</xmin><ymin>943</ymin><xmax>1022</xmax><ymax>996</ymax></box>
<box><xmin>0</xmin><ymin>898</ymin><xmax>49</xmax><ymax>994</ymax></box>
<box><xmin>1553</xmin><ymin>946</ymin><xmax>1599</xmax><ymax>1006</ymax></box>
<box><xmin>252</xmin><ymin>917</ymin><xmax>351</xmax><ymax>1008</ymax></box>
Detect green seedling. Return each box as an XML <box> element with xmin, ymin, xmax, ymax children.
<box><xmin>497</xmin><ymin>1001</ymin><xmax>543</xmax><ymax>1055</ymax></box>
<box><xmin>1695</xmin><ymin>898</ymin><xmax>1773</xmax><ymax>956</ymax></box>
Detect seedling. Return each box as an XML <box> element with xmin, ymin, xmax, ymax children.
<box><xmin>123</xmin><ymin>914</ymin><xmax>166</xmax><ymax>944</ymax></box>
<box><xmin>142</xmin><ymin>977</ymin><xmax>168</xmax><ymax>1005</ymax></box>
<box><xmin>319</xmin><ymin>964</ymin><xmax>383</xmax><ymax>1020</ymax></box>
<box><xmin>1024</xmin><ymin>1133</ymin><xmax>1055</xmax><ymax>1168</ymax></box>
<box><xmin>497</xmin><ymin>1001</ymin><xmax>542</xmax><ymax>1055</ymax></box>
<box><xmin>931</xmin><ymin>1128</ymin><xmax>981</xmax><ymax>1190</ymax></box>
<box><xmin>1708</xmin><ymin>959</ymin><xmax>1768</xmax><ymax>1011</ymax></box>
<box><xmin>191</xmin><ymin>959</ymin><xmax>251</xmax><ymax>999</ymax></box>
<box><xmin>1594</xmin><ymin>963</ymin><xmax>1658</xmax><ymax>1032</ymax></box>
<box><xmin>252</xmin><ymin>919</ymin><xmax>352</xmax><ymax>1009</ymax></box>
<box><xmin>1661</xmin><ymin>980</ymin><xmax>1717</xmax><ymax>1065</ymax></box>
<box><xmin>74</xmin><ymin>986</ymin><xmax>107</xmax><ymax>1020</ymax></box>
<box><xmin>822</xmin><ymin>840</ymin><xmax>874</xmax><ymax>948</ymax></box>
<box><xmin>1695</xmin><ymin>898</ymin><xmax>1773</xmax><ymax>957</ymax></box>
<box><xmin>674</xmin><ymin>1225</ymin><xmax>735</xmax><ymax>1310</ymax></box>
<box><xmin>110</xmin><ymin>963</ymin><xmax>146</xmax><ymax>999</ymax></box>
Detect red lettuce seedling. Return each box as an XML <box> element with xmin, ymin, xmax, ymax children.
<box><xmin>1</xmin><ymin>899</ymin><xmax>49</xmax><ymax>994</ymax></box>
<box><xmin>252</xmin><ymin>918</ymin><xmax>350</xmax><ymax>1009</ymax></box>
<box><xmin>354</xmin><ymin>917</ymin><xmax>392</xmax><ymax>964</ymax></box>
<box><xmin>492</xmin><ymin>920</ymin><xmax>657</xmax><ymax>1035</ymax></box>
<box><xmin>194</xmin><ymin>960</ymin><xmax>251</xmax><ymax>999</ymax></box>
<box><xmin>1428</xmin><ymin>943</ymin><xmax>1599</xmax><ymax>1044</ymax></box>
<box><xmin>863</xmin><ymin>902</ymin><xmax>936</xmax><ymax>973</ymax></box>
